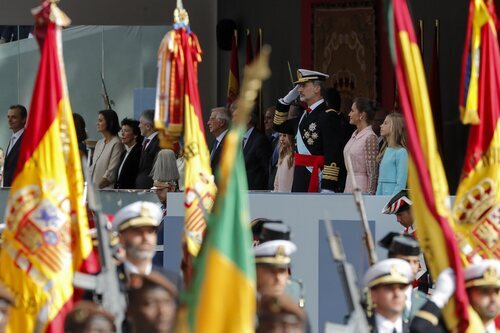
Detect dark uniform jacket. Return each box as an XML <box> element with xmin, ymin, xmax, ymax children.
<box><xmin>114</xmin><ymin>143</ymin><xmax>142</xmax><ymax>189</ymax></box>
<box><xmin>243</xmin><ymin>128</ymin><xmax>272</xmax><ymax>191</ymax></box>
<box><xmin>273</xmin><ymin>100</ymin><xmax>348</xmax><ymax>192</ymax></box>
<box><xmin>3</xmin><ymin>132</ymin><xmax>23</xmax><ymax>187</ymax></box>
<box><xmin>409</xmin><ymin>301</ymin><xmax>448</xmax><ymax>333</ymax></box>
<box><xmin>135</xmin><ymin>135</ymin><xmax>160</xmax><ymax>189</ymax></box>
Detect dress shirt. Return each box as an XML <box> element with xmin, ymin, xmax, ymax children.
<box><xmin>375</xmin><ymin>313</ymin><xmax>403</xmax><ymax>333</ymax></box>
<box><xmin>123</xmin><ymin>259</ymin><xmax>152</xmax><ymax>279</ymax></box>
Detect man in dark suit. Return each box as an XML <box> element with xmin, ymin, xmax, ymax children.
<box><xmin>243</xmin><ymin>112</ymin><xmax>272</xmax><ymax>191</ymax></box>
<box><xmin>207</xmin><ymin>107</ymin><xmax>231</xmax><ymax>175</ymax></box>
<box><xmin>135</xmin><ymin>110</ymin><xmax>160</xmax><ymax>189</ymax></box>
<box><xmin>115</xmin><ymin>118</ymin><xmax>142</xmax><ymax>189</ymax></box>
<box><xmin>2</xmin><ymin>104</ymin><xmax>27</xmax><ymax>187</ymax></box>
<box><xmin>274</xmin><ymin>69</ymin><xmax>346</xmax><ymax>192</ymax></box>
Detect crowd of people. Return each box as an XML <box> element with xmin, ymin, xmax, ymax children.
<box><xmin>0</xmin><ymin>67</ymin><xmax>497</xmax><ymax>333</ymax></box>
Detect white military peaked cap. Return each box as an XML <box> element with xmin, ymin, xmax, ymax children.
<box><xmin>294</xmin><ymin>69</ymin><xmax>329</xmax><ymax>84</ymax></box>
<box><xmin>363</xmin><ymin>258</ymin><xmax>413</xmax><ymax>288</ymax></box>
<box><xmin>254</xmin><ymin>239</ymin><xmax>297</xmax><ymax>267</ymax></box>
<box><xmin>464</xmin><ymin>259</ymin><xmax>500</xmax><ymax>288</ymax></box>
<box><xmin>113</xmin><ymin>201</ymin><xmax>163</xmax><ymax>232</ymax></box>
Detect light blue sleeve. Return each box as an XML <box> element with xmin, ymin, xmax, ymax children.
<box><xmin>393</xmin><ymin>148</ymin><xmax>408</xmax><ymax>195</ymax></box>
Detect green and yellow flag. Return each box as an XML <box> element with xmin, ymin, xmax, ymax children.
<box><xmin>177</xmin><ymin>126</ymin><xmax>256</xmax><ymax>333</ymax></box>
<box><xmin>0</xmin><ymin>2</ymin><xmax>95</xmax><ymax>332</ymax></box>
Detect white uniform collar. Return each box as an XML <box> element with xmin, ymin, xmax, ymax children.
<box><xmin>308</xmin><ymin>99</ymin><xmax>324</xmax><ymax>112</ymax></box>
<box><xmin>375</xmin><ymin>313</ymin><xmax>403</xmax><ymax>333</ymax></box>
<box><xmin>123</xmin><ymin>259</ymin><xmax>152</xmax><ymax>277</ymax></box>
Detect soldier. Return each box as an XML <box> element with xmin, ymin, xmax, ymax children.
<box><xmin>409</xmin><ymin>268</ymin><xmax>455</xmax><ymax>333</ymax></box>
<box><xmin>378</xmin><ymin>233</ymin><xmax>428</xmax><ymax>322</ymax></box>
<box><xmin>257</xmin><ymin>294</ymin><xmax>306</xmax><ymax>333</ymax></box>
<box><xmin>112</xmin><ymin>201</ymin><xmax>181</xmax><ymax>291</ymax></box>
<box><xmin>127</xmin><ymin>271</ymin><xmax>178</xmax><ymax>333</ymax></box>
<box><xmin>464</xmin><ymin>260</ymin><xmax>499</xmax><ymax>332</ymax></box>
<box><xmin>0</xmin><ymin>283</ymin><xmax>14</xmax><ymax>333</ymax></box>
<box><xmin>363</xmin><ymin>258</ymin><xmax>414</xmax><ymax>333</ymax></box>
<box><xmin>273</xmin><ymin>69</ymin><xmax>346</xmax><ymax>192</ymax></box>
<box><xmin>64</xmin><ymin>301</ymin><xmax>115</xmax><ymax>333</ymax></box>
<box><xmin>382</xmin><ymin>190</ymin><xmax>415</xmax><ymax>235</ymax></box>
<box><xmin>254</xmin><ymin>223</ymin><xmax>297</xmax><ymax>297</ymax></box>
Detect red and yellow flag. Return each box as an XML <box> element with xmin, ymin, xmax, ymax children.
<box><xmin>154</xmin><ymin>7</ymin><xmax>216</xmax><ymax>257</ymax></box>
<box><xmin>0</xmin><ymin>2</ymin><xmax>94</xmax><ymax>332</ymax></box>
<box><xmin>227</xmin><ymin>30</ymin><xmax>240</xmax><ymax>104</ymax></box>
<box><xmin>454</xmin><ymin>0</ymin><xmax>500</xmax><ymax>262</ymax></box>
<box><xmin>388</xmin><ymin>0</ymin><xmax>476</xmax><ymax>331</ymax></box>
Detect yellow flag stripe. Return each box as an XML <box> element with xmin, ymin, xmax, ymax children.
<box><xmin>194</xmin><ymin>249</ymin><xmax>255</xmax><ymax>333</ymax></box>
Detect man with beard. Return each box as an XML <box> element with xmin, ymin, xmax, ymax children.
<box><xmin>127</xmin><ymin>271</ymin><xmax>178</xmax><ymax>333</ymax></box>
<box><xmin>464</xmin><ymin>260</ymin><xmax>499</xmax><ymax>333</ymax></box>
<box><xmin>273</xmin><ymin>69</ymin><xmax>345</xmax><ymax>192</ymax></box>
<box><xmin>113</xmin><ymin>201</ymin><xmax>181</xmax><ymax>291</ymax></box>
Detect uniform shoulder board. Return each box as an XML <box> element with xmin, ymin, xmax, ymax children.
<box><xmin>325</xmin><ymin>108</ymin><xmax>341</xmax><ymax>114</ymax></box>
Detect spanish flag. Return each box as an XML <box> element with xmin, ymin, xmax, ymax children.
<box><xmin>388</xmin><ymin>0</ymin><xmax>473</xmax><ymax>331</ymax></box>
<box><xmin>454</xmin><ymin>0</ymin><xmax>500</xmax><ymax>261</ymax></box>
<box><xmin>0</xmin><ymin>2</ymin><xmax>94</xmax><ymax>332</ymax></box>
<box><xmin>154</xmin><ymin>7</ymin><xmax>216</xmax><ymax>257</ymax></box>
<box><xmin>227</xmin><ymin>30</ymin><xmax>240</xmax><ymax>105</ymax></box>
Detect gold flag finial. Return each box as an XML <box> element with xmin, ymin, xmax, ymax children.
<box><xmin>173</xmin><ymin>0</ymin><xmax>189</xmax><ymax>25</ymax></box>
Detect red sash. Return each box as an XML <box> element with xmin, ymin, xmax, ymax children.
<box><xmin>294</xmin><ymin>153</ymin><xmax>325</xmax><ymax>192</ymax></box>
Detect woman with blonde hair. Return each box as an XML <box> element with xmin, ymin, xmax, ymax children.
<box><xmin>273</xmin><ymin>134</ymin><xmax>295</xmax><ymax>192</ymax></box>
<box><xmin>376</xmin><ymin>112</ymin><xmax>408</xmax><ymax>195</ymax></box>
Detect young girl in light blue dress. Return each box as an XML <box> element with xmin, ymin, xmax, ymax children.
<box><xmin>376</xmin><ymin>112</ymin><xmax>408</xmax><ymax>195</ymax></box>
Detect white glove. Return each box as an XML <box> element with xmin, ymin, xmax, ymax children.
<box><xmin>279</xmin><ymin>85</ymin><xmax>300</xmax><ymax>105</ymax></box>
<box><xmin>430</xmin><ymin>268</ymin><xmax>455</xmax><ymax>309</ymax></box>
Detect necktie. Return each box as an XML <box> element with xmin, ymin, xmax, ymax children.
<box><xmin>306</xmin><ymin>107</ymin><xmax>312</xmax><ymax>113</ymax></box>
<box><xmin>392</xmin><ymin>328</ymin><xmax>398</xmax><ymax>333</ymax></box>
<box><xmin>210</xmin><ymin>139</ymin><xmax>218</xmax><ymax>160</ymax></box>
<box><xmin>6</xmin><ymin>135</ymin><xmax>15</xmax><ymax>156</ymax></box>
<box><xmin>142</xmin><ymin>138</ymin><xmax>150</xmax><ymax>152</ymax></box>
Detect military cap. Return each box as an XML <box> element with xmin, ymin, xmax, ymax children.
<box><xmin>363</xmin><ymin>258</ymin><xmax>414</xmax><ymax>288</ymax></box>
<box><xmin>0</xmin><ymin>283</ymin><xmax>14</xmax><ymax>305</ymax></box>
<box><xmin>257</xmin><ymin>294</ymin><xmax>306</xmax><ymax>328</ymax></box>
<box><xmin>129</xmin><ymin>271</ymin><xmax>177</xmax><ymax>298</ymax></box>
<box><xmin>250</xmin><ymin>218</ymin><xmax>283</xmax><ymax>246</ymax></box>
<box><xmin>64</xmin><ymin>301</ymin><xmax>115</xmax><ymax>333</ymax></box>
<box><xmin>113</xmin><ymin>201</ymin><xmax>162</xmax><ymax>232</ymax></box>
<box><xmin>464</xmin><ymin>259</ymin><xmax>500</xmax><ymax>289</ymax></box>
<box><xmin>378</xmin><ymin>232</ymin><xmax>421</xmax><ymax>256</ymax></box>
<box><xmin>254</xmin><ymin>223</ymin><xmax>297</xmax><ymax>267</ymax></box>
<box><xmin>294</xmin><ymin>69</ymin><xmax>329</xmax><ymax>84</ymax></box>
<box><xmin>382</xmin><ymin>189</ymin><xmax>412</xmax><ymax>214</ymax></box>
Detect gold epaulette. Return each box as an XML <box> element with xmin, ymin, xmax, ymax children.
<box><xmin>274</xmin><ymin>110</ymin><xmax>288</xmax><ymax>125</ymax></box>
<box><xmin>325</xmin><ymin>108</ymin><xmax>341</xmax><ymax>115</ymax></box>
<box><xmin>414</xmin><ymin>310</ymin><xmax>439</xmax><ymax>326</ymax></box>
<box><xmin>323</xmin><ymin>163</ymin><xmax>339</xmax><ymax>181</ymax></box>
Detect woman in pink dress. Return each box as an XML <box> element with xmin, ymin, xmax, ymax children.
<box><xmin>273</xmin><ymin>134</ymin><xmax>295</xmax><ymax>192</ymax></box>
<box><xmin>343</xmin><ymin>97</ymin><xmax>379</xmax><ymax>194</ymax></box>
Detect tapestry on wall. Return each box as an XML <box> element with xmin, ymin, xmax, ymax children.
<box><xmin>302</xmin><ymin>1</ymin><xmax>377</xmax><ymax>115</ymax></box>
